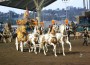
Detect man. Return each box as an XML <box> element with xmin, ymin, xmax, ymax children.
<box><xmin>48</xmin><ymin>25</ymin><xmax>53</xmax><ymax>34</ymax></box>
<box><xmin>66</xmin><ymin>24</ymin><xmax>71</xmax><ymax>41</ymax></box>
<box><xmin>83</xmin><ymin>30</ymin><xmax>89</xmax><ymax>46</ymax></box>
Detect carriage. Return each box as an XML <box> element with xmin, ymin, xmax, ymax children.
<box><xmin>15</xmin><ymin>7</ymin><xmax>72</xmax><ymax>57</ymax></box>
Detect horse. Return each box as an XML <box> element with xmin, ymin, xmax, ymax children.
<box><xmin>69</xmin><ymin>25</ymin><xmax>77</xmax><ymax>40</ymax></box>
<box><xmin>27</xmin><ymin>26</ymin><xmax>40</xmax><ymax>54</ymax></box>
<box><xmin>53</xmin><ymin>24</ymin><xmax>72</xmax><ymax>56</ymax></box>
<box><xmin>0</xmin><ymin>32</ymin><xmax>3</xmax><ymax>42</ymax></box>
<box><xmin>39</xmin><ymin>26</ymin><xmax>58</xmax><ymax>57</ymax></box>
<box><xmin>2</xmin><ymin>23</ymin><xmax>13</xmax><ymax>43</ymax></box>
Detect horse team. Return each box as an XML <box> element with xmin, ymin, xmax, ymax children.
<box><xmin>15</xmin><ymin>24</ymin><xmax>72</xmax><ymax>57</ymax></box>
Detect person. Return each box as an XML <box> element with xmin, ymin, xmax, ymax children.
<box><xmin>66</xmin><ymin>24</ymin><xmax>71</xmax><ymax>41</ymax></box>
<box><xmin>48</xmin><ymin>25</ymin><xmax>53</xmax><ymax>34</ymax></box>
<box><xmin>82</xmin><ymin>29</ymin><xmax>89</xmax><ymax>46</ymax></box>
<box><xmin>37</xmin><ymin>25</ymin><xmax>43</xmax><ymax>35</ymax></box>
<box><xmin>83</xmin><ymin>27</ymin><xmax>86</xmax><ymax>31</ymax></box>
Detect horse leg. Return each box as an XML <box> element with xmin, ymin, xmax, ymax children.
<box><xmin>15</xmin><ymin>37</ymin><xmax>19</xmax><ymax>51</ymax></box>
<box><xmin>39</xmin><ymin>42</ymin><xmax>48</xmax><ymax>54</ymax></box>
<box><xmin>65</xmin><ymin>37</ymin><xmax>72</xmax><ymax>51</ymax></box>
<box><xmin>59</xmin><ymin>36</ymin><xmax>65</xmax><ymax>56</ymax></box>
<box><xmin>26</xmin><ymin>41</ymin><xmax>31</xmax><ymax>52</ymax></box>
<box><xmin>61</xmin><ymin>40</ymin><xmax>65</xmax><ymax>56</ymax></box>
<box><xmin>45</xmin><ymin>43</ymin><xmax>48</xmax><ymax>52</ymax></box>
<box><xmin>20</xmin><ymin>41</ymin><xmax>23</xmax><ymax>52</ymax></box>
<box><xmin>28</xmin><ymin>46</ymin><xmax>31</xmax><ymax>52</ymax></box>
<box><xmin>51</xmin><ymin>43</ymin><xmax>57</xmax><ymax>57</ymax></box>
<box><xmin>54</xmin><ymin>44</ymin><xmax>57</xmax><ymax>57</ymax></box>
<box><xmin>8</xmin><ymin>37</ymin><xmax>11</xmax><ymax>43</ymax></box>
<box><xmin>39</xmin><ymin>42</ymin><xmax>43</xmax><ymax>53</ymax></box>
<box><xmin>27</xmin><ymin>41</ymin><xmax>31</xmax><ymax>52</ymax></box>
<box><xmin>58</xmin><ymin>42</ymin><xmax>61</xmax><ymax>54</ymax></box>
<box><xmin>43</xmin><ymin>45</ymin><xmax>47</xmax><ymax>55</ymax></box>
<box><xmin>9</xmin><ymin>36</ymin><xmax>12</xmax><ymax>42</ymax></box>
<box><xmin>3</xmin><ymin>38</ymin><xmax>6</xmax><ymax>43</ymax></box>
<box><xmin>39</xmin><ymin>47</ymin><xmax>41</xmax><ymax>53</ymax></box>
<box><xmin>39</xmin><ymin>42</ymin><xmax>46</xmax><ymax>53</ymax></box>
<box><xmin>32</xmin><ymin>41</ymin><xmax>37</xmax><ymax>54</ymax></box>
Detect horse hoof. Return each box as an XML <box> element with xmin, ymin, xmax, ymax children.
<box><xmin>21</xmin><ymin>49</ymin><xmax>23</xmax><ymax>52</ymax></box>
<box><xmin>39</xmin><ymin>50</ymin><xmax>41</xmax><ymax>53</ymax></box>
<box><xmin>16</xmin><ymin>49</ymin><xmax>19</xmax><ymax>51</ymax></box>
<box><xmin>35</xmin><ymin>52</ymin><xmax>37</xmax><ymax>54</ymax></box>
<box><xmin>63</xmin><ymin>54</ymin><xmax>66</xmax><ymax>56</ymax></box>
<box><xmin>55</xmin><ymin>55</ymin><xmax>57</xmax><ymax>57</ymax></box>
<box><xmin>29</xmin><ymin>50</ymin><xmax>31</xmax><ymax>52</ymax></box>
<box><xmin>44</xmin><ymin>54</ymin><xmax>47</xmax><ymax>56</ymax></box>
<box><xmin>69</xmin><ymin>49</ymin><xmax>72</xmax><ymax>51</ymax></box>
<box><xmin>46</xmin><ymin>49</ymin><xmax>48</xmax><ymax>52</ymax></box>
<box><xmin>44</xmin><ymin>53</ymin><xmax>47</xmax><ymax>55</ymax></box>
<box><xmin>21</xmin><ymin>51</ymin><xmax>23</xmax><ymax>52</ymax></box>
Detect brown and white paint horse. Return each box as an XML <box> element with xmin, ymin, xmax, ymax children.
<box><xmin>53</xmin><ymin>24</ymin><xmax>72</xmax><ymax>56</ymax></box>
<box><xmin>28</xmin><ymin>26</ymin><xmax>40</xmax><ymax>54</ymax></box>
<box><xmin>39</xmin><ymin>26</ymin><xmax>58</xmax><ymax>57</ymax></box>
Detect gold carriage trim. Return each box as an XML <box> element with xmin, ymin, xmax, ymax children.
<box><xmin>16</xmin><ymin>19</ymin><xmax>27</xmax><ymax>25</ymax></box>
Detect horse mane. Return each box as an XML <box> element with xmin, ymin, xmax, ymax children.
<box><xmin>50</xmin><ymin>27</ymin><xmax>56</xmax><ymax>35</ymax></box>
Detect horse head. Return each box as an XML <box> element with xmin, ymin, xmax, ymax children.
<box><xmin>59</xmin><ymin>24</ymin><xmax>66</xmax><ymax>34</ymax></box>
<box><xmin>50</xmin><ymin>26</ymin><xmax>56</xmax><ymax>36</ymax></box>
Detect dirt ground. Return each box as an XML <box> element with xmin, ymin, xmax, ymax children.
<box><xmin>0</xmin><ymin>38</ymin><xmax>90</xmax><ymax>65</ymax></box>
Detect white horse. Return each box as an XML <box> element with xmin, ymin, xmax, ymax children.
<box><xmin>39</xmin><ymin>26</ymin><xmax>58</xmax><ymax>57</ymax></box>
<box><xmin>28</xmin><ymin>26</ymin><xmax>39</xmax><ymax>54</ymax></box>
<box><xmin>53</xmin><ymin>24</ymin><xmax>72</xmax><ymax>56</ymax></box>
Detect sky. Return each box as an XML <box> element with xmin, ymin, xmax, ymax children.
<box><xmin>0</xmin><ymin>0</ymin><xmax>83</xmax><ymax>14</ymax></box>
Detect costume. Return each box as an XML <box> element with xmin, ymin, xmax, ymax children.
<box><xmin>83</xmin><ymin>30</ymin><xmax>89</xmax><ymax>46</ymax></box>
